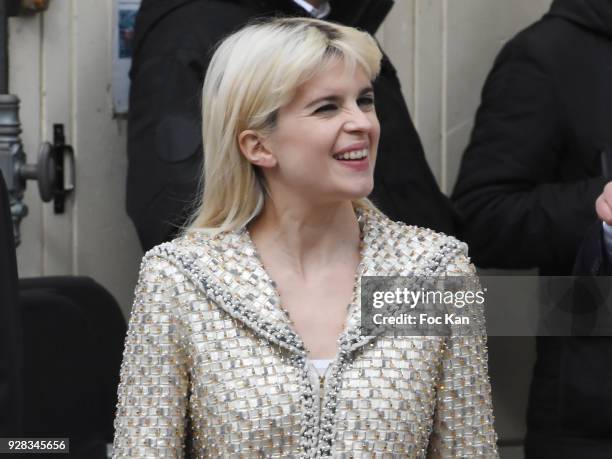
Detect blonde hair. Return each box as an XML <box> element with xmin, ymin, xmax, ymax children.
<box><xmin>185</xmin><ymin>17</ymin><xmax>383</xmax><ymax>235</ymax></box>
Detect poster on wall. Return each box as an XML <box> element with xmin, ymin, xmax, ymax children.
<box><xmin>112</xmin><ymin>0</ymin><xmax>141</xmax><ymax>115</ymax></box>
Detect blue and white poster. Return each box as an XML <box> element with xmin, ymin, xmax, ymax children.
<box><xmin>112</xmin><ymin>0</ymin><xmax>141</xmax><ymax>114</ymax></box>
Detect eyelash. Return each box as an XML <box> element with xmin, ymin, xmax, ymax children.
<box><xmin>314</xmin><ymin>96</ymin><xmax>375</xmax><ymax>113</ymax></box>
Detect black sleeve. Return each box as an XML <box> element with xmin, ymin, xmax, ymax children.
<box><xmin>126</xmin><ymin>2</ymin><xmax>254</xmax><ymax>251</ymax></box>
<box><xmin>452</xmin><ymin>39</ymin><xmax>605</xmax><ymax>270</ymax></box>
<box><xmin>126</xmin><ymin>48</ymin><xmax>204</xmax><ymax>251</ymax></box>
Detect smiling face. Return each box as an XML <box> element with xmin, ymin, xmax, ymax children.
<box><xmin>240</xmin><ymin>57</ymin><xmax>380</xmax><ymax>208</ymax></box>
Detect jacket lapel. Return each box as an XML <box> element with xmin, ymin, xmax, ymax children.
<box><xmin>148</xmin><ymin>209</ymin><xmax>434</xmax><ymax>357</ymax></box>
<box><xmin>149</xmin><ymin>230</ymin><xmax>308</xmax><ymax>355</ymax></box>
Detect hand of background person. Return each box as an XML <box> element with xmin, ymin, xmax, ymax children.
<box><xmin>595</xmin><ymin>182</ymin><xmax>612</xmax><ymax>224</ymax></box>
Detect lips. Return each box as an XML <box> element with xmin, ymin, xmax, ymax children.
<box><xmin>333</xmin><ymin>152</ymin><xmax>370</xmax><ymax>172</ymax></box>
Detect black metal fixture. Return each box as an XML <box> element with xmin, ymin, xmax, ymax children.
<box><xmin>0</xmin><ymin>0</ymin><xmax>74</xmax><ymax>246</ymax></box>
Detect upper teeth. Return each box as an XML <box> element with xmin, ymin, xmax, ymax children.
<box><xmin>334</xmin><ymin>148</ymin><xmax>368</xmax><ymax>160</ymax></box>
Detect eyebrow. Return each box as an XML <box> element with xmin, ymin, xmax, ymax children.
<box><xmin>304</xmin><ymin>86</ymin><xmax>374</xmax><ymax>109</ymax></box>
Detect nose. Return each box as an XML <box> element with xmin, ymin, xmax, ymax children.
<box><xmin>343</xmin><ymin>103</ymin><xmax>376</xmax><ymax>133</ymax></box>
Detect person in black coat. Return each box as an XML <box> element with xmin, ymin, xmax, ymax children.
<box><xmin>452</xmin><ymin>0</ymin><xmax>612</xmax><ymax>457</ymax></box>
<box><xmin>126</xmin><ymin>0</ymin><xmax>456</xmax><ymax>252</ymax></box>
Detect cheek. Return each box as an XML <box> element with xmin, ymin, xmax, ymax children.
<box><xmin>275</xmin><ymin>119</ymin><xmax>326</xmax><ymax>151</ymax></box>
<box><xmin>371</xmin><ymin>114</ymin><xmax>381</xmax><ymax>140</ymax></box>
<box><xmin>280</xmin><ymin>125</ymin><xmax>338</xmax><ymax>160</ymax></box>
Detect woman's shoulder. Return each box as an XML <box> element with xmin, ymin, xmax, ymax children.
<box><xmin>143</xmin><ymin>228</ymin><xmax>239</xmax><ymax>258</ymax></box>
<box><xmin>137</xmin><ymin>228</ymin><xmax>253</xmax><ymax>281</ymax></box>
<box><xmin>365</xmin><ymin>209</ymin><xmax>472</xmax><ymax>273</ymax></box>
<box><xmin>367</xmin><ymin>209</ymin><xmax>466</xmax><ymax>251</ymax></box>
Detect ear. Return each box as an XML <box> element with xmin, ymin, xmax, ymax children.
<box><xmin>238</xmin><ymin>129</ymin><xmax>277</xmax><ymax>168</ymax></box>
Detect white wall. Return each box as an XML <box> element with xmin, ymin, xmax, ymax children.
<box><xmin>378</xmin><ymin>0</ymin><xmax>552</xmax><ymax>193</ymax></box>
<box><xmin>11</xmin><ymin>0</ymin><xmax>142</xmax><ymax>315</ymax></box>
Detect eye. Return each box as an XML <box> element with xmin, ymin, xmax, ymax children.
<box><xmin>358</xmin><ymin>96</ymin><xmax>375</xmax><ymax>108</ymax></box>
<box><xmin>314</xmin><ymin>104</ymin><xmax>337</xmax><ymax>114</ymax></box>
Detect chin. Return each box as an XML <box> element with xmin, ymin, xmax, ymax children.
<box><xmin>323</xmin><ymin>178</ymin><xmax>374</xmax><ymax>203</ymax></box>
<box><xmin>357</xmin><ymin>180</ymin><xmax>375</xmax><ymax>196</ymax></box>
<box><xmin>343</xmin><ymin>184</ymin><xmax>374</xmax><ymax>201</ymax></box>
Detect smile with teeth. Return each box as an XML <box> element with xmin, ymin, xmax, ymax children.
<box><xmin>333</xmin><ymin>148</ymin><xmax>369</xmax><ymax>161</ymax></box>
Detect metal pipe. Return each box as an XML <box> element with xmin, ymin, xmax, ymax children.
<box><xmin>0</xmin><ymin>0</ymin><xmax>9</xmax><ymax>93</ymax></box>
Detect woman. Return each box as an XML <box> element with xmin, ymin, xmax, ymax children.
<box><xmin>113</xmin><ymin>17</ymin><xmax>498</xmax><ymax>458</ymax></box>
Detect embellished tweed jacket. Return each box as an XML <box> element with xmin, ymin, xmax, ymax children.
<box><xmin>112</xmin><ymin>210</ymin><xmax>498</xmax><ymax>458</ymax></box>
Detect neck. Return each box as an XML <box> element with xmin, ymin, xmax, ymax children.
<box><xmin>248</xmin><ymin>199</ymin><xmax>360</xmax><ymax>276</ymax></box>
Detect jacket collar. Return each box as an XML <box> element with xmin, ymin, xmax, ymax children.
<box><xmin>150</xmin><ymin>208</ymin><xmax>460</xmax><ymax>357</ymax></box>
<box><xmin>548</xmin><ymin>0</ymin><xmax>612</xmax><ymax>39</ymax></box>
<box><xmin>151</xmin><ymin>209</ymin><xmax>378</xmax><ymax>356</ymax></box>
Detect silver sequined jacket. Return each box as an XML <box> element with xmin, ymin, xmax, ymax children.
<box><xmin>112</xmin><ymin>210</ymin><xmax>498</xmax><ymax>458</ymax></box>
